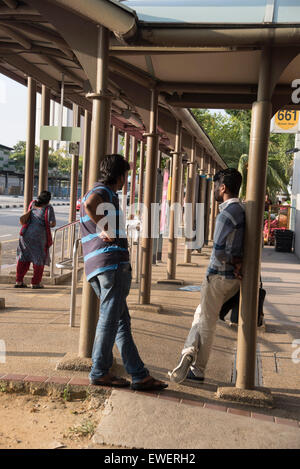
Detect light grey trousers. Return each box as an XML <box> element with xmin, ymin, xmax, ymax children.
<box><xmin>182</xmin><ymin>275</ymin><xmax>240</xmax><ymax>376</ymax></box>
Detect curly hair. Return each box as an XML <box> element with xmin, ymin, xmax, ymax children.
<box><xmin>98</xmin><ymin>154</ymin><xmax>130</xmax><ymax>185</ymax></box>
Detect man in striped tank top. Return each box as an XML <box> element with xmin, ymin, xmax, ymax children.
<box><xmin>80</xmin><ymin>154</ymin><xmax>167</xmax><ymax>392</ymax></box>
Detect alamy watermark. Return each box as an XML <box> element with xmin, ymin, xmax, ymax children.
<box><xmin>291</xmin><ymin>79</ymin><xmax>300</xmax><ymax>104</ymax></box>
<box><xmin>0</xmin><ymin>340</ymin><xmax>6</xmax><ymax>364</ymax></box>
<box><xmin>291</xmin><ymin>339</ymin><xmax>300</xmax><ymax>365</ymax></box>
<box><xmin>94</xmin><ymin>201</ymin><xmax>204</xmax><ymax>249</ymax></box>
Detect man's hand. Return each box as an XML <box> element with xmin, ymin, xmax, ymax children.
<box><xmin>99</xmin><ymin>230</ymin><xmax>115</xmax><ymax>243</ymax></box>
<box><xmin>231</xmin><ymin>256</ymin><xmax>243</xmax><ymax>280</ymax></box>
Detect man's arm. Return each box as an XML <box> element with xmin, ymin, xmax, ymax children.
<box><xmin>84</xmin><ymin>192</ymin><xmax>115</xmax><ymax>242</ymax></box>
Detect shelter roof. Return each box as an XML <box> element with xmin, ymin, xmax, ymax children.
<box><xmin>1</xmin><ymin>0</ymin><xmax>300</xmax><ymax>167</ymax></box>
<box><xmin>123</xmin><ymin>0</ymin><xmax>300</xmax><ymax>25</ymax></box>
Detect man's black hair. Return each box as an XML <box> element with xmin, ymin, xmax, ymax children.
<box><xmin>98</xmin><ymin>154</ymin><xmax>130</xmax><ymax>185</ymax></box>
<box><xmin>213</xmin><ymin>168</ymin><xmax>242</xmax><ymax>196</ymax></box>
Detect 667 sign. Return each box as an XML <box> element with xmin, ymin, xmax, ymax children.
<box><xmin>271</xmin><ymin>110</ymin><xmax>300</xmax><ymax>134</ymax></box>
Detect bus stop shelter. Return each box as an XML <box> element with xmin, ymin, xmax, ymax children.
<box><xmin>1</xmin><ymin>0</ymin><xmax>300</xmax><ymax>396</ymax></box>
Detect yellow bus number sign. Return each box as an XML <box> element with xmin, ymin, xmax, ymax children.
<box><xmin>275</xmin><ymin>110</ymin><xmax>299</xmax><ymax>131</ymax></box>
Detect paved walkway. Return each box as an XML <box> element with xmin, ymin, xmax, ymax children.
<box><xmin>0</xmin><ymin>241</ymin><xmax>300</xmax><ymax>448</ymax></box>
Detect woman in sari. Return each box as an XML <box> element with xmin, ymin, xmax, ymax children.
<box><xmin>15</xmin><ymin>190</ymin><xmax>56</xmax><ymax>289</ymax></box>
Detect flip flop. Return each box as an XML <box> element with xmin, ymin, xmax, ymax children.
<box><xmin>131</xmin><ymin>376</ymin><xmax>168</xmax><ymax>392</ymax></box>
<box><xmin>89</xmin><ymin>375</ymin><xmax>130</xmax><ymax>388</ymax></box>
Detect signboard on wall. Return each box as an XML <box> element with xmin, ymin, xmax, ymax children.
<box><xmin>271</xmin><ymin>110</ymin><xmax>300</xmax><ymax>133</ymax></box>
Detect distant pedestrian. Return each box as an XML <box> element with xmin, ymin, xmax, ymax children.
<box><xmin>80</xmin><ymin>153</ymin><xmax>167</xmax><ymax>391</ymax></box>
<box><xmin>169</xmin><ymin>168</ymin><xmax>245</xmax><ymax>384</ymax></box>
<box><xmin>15</xmin><ymin>191</ymin><xmax>56</xmax><ymax>289</ymax></box>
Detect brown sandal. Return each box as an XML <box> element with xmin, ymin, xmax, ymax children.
<box><xmin>131</xmin><ymin>376</ymin><xmax>168</xmax><ymax>391</ymax></box>
<box><xmin>90</xmin><ymin>374</ymin><xmax>130</xmax><ymax>388</ymax></box>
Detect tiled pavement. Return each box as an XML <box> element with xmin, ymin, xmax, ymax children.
<box><xmin>1</xmin><ymin>240</ymin><xmax>300</xmax><ymax>447</ymax></box>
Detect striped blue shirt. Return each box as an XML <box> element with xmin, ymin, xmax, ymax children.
<box><xmin>207</xmin><ymin>198</ymin><xmax>245</xmax><ymax>279</ymax></box>
<box><xmin>80</xmin><ymin>183</ymin><xmax>129</xmax><ymax>281</ymax></box>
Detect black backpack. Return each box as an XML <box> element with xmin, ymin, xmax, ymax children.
<box><xmin>219</xmin><ymin>280</ymin><xmax>265</xmax><ymax>327</ymax></box>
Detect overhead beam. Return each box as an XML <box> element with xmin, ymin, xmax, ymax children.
<box><xmin>2</xmin><ymin>21</ymin><xmax>74</xmax><ymax>58</ymax></box>
<box><xmin>42</xmin><ymin>0</ymin><xmax>137</xmax><ymax>40</ymax></box>
<box><xmin>140</xmin><ymin>27</ymin><xmax>300</xmax><ymax>48</ymax></box>
<box><xmin>40</xmin><ymin>54</ymin><xmax>84</xmax><ymax>87</ymax></box>
<box><xmin>0</xmin><ymin>6</ymin><xmax>39</xmax><ymax>15</ymax></box>
<box><xmin>0</xmin><ymin>23</ymin><xmax>32</xmax><ymax>49</ymax></box>
<box><xmin>2</xmin><ymin>54</ymin><xmax>61</xmax><ymax>92</ymax></box>
<box><xmin>157</xmin><ymin>82</ymin><xmax>293</xmax><ymax>95</ymax></box>
<box><xmin>2</xmin><ymin>0</ymin><xmax>18</xmax><ymax>9</ymax></box>
<box><xmin>109</xmin><ymin>46</ymin><xmax>247</xmax><ymax>55</ymax></box>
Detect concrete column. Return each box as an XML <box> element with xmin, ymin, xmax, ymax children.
<box><xmin>184</xmin><ymin>137</ymin><xmax>197</xmax><ymax>263</ymax></box>
<box><xmin>129</xmin><ymin>136</ymin><xmax>138</xmax><ymax>219</ymax></box>
<box><xmin>81</xmin><ymin>110</ymin><xmax>91</xmax><ymax>197</ymax></box>
<box><xmin>139</xmin><ymin>88</ymin><xmax>160</xmax><ymax>304</ymax></box>
<box><xmin>38</xmin><ymin>85</ymin><xmax>50</xmax><ymax>194</ymax></box>
<box><xmin>137</xmin><ymin>140</ymin><xmax>145</xmax><ymax>217</ymax></box>
<box><xmin>167</xmin><ymin>120</ymin><xmax>182</xmax><ymax>280</ymax></box>
<box><xmin>236</xmin><ymin>47</ymin><xmax>273</xmax><ymax>389</ymax></box>
<box><xmin>69</xmin><ymin>104</ymin><xmax>80</xmax><ymax>223</ymax></box>
<box><xmin>78</xmin><ymin>26</ymin><xmax>111</xmax><ymax>358</ymax></box>
<box><xmin>24</xmin><ymin>77</ymin><xmax>36</xmax><ymax>212</ymax></box>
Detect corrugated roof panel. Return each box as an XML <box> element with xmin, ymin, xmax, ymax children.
<box><xmin>122</xmin><ymin>0</ymin><xmax>300</xmax><ymax>24</ymax></box>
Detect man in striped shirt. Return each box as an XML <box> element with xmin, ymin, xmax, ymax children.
<box><xmin>169</xmin><ymin>168</ymin><xmax>245</xmax><ymax>384</ymax></box>
<box><xmin>80</xmin><ymin>154</ymin><xmax>167</xmax><ymax>392</ymax></box>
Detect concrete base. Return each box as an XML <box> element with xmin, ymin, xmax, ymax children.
<box><xmin>177</xmin><ymin>262</ymin><xmax>199</xmax><ymax>267</ymax></box>
<box><xmin>156</xmin><ymin>279</ymin><xmax>185</xmax><ymax>285</ymax></box>
<box><xmin>55</xmin><ymin>353</ymin><xmax>92</xmax><ymax>372</ymax></box>
<box><xmin>216</xmin><ymin>386</ymin><xmax>274</xmax><ymax>408</ymax></box>
<box><xmin>0</xmin><ymin>298</ymin><xmax>5</xmax><ymax>309</ymax></box>
<box><xmin>128</xmin><ymin>303</ymin><xmax>162</xmax><ymax>314</ymax></box>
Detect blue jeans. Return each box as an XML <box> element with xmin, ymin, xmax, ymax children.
<box><xmin>89</xmin><ymin>263</ymin><xmax>149</xmax><ymax>384</ymax></box>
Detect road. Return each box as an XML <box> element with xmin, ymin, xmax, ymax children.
<box><xmin>0</xmin><ymin>206</ymin><xmax>78</xmax><ymax>269</ymax></box>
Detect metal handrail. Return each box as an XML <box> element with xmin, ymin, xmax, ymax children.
<box><xmin>50</xmin><ymin>220</ymin><xmax>80</xmax><ymax>279</ymax></box>
<box><xmin>69</xmin><ymin>238</ymin><xmax>81</xmax><ymax>327</ymax></box>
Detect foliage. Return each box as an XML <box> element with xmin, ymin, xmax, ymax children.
<box><xmin>9</xmin><ymin>141</ymin><xmax>82</xmax><ymax>175</ymax></box>
<box><xmin>192</xmin><ymin>109</ymin><xmax>294</xmax><ymax>198</ymax></box>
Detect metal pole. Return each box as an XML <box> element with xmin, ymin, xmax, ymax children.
<box><xmin>167</xmin><ymin>120</ymin><xmax>182</xmax><ymax>279</ymax></box>
<box><xmin>69</xmin><ymin>104</ymin><xmax>80</xmax><ymax>223</ymax></box>
<box><xmin>139</xmin><ymin>88</ymin><xmax>160</xmax><ymax>304</ymax></box>
<box><xmin>23</xmin><ymin>77</ymin><xmax>36</xmax><ymax>212</ymax></box>
<box><xmin>38</xmin><ymin>85</ymin><xmax>50</xmax><ymax>194</ymax></box>
<box><xmin>122</xmin><ymin>132</ymin><xmax>130</xmax><ymax>216</ymax></box>
<box><xmin>70</xmin><ymin>238</ymin><xmax>80</xmax><ymax>327</ymax></box>
<box><xmin>129</xmin><ymin>136</ymin><xmax>138</xmax><ymax>219</ymax></box>
<box><xmin>204</xmin><ymin>157</ymin><xmax>212</xmax><ymax>245</ymax></box>
<box><xmin>184</xmin><ymin>137</ymin><xmax>196</xmax><ymax>263</ymax></box>
<box><xmin>236</xmin><ymin>47</ymin><xmax>273</xmax><ymax>389</ymax></box>
<box><xmin>78</xmin><ymin>26</ymin><xmax>111</xmax><ymax>358</ymax></box>
<box><xmin>111</xmin><ymin>125</ymin><xmax>119</xmax><ymax>153</ymax></box>
<box><xmin>81</xmin><ymin>110</ymin><xmax>91</xmax><ymax>197</ymax></box>
<box><xmin>209</xmin><ymin>162</ymin><xmax>216</xmax><ymax>241</ymax></box>
<box><xmin>137</xmin><ymin>140</ymin><xmax>145</xmax><ymax>217</ymax></box>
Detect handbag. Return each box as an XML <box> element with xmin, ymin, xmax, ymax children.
<box><xmin>219</xmin><ymin>279</ymin><xmax>265</xmax><ymax>327</ymax></box>
<box><xmin>19</xmin><ymin>200</ymin><xmax>34</xmax><ymax>237</ymax></box>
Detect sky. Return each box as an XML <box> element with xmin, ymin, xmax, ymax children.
<box><xmin>0</xmin><ymin>72</ymin><xmax>226</xmax><ymax>149</ymax></box>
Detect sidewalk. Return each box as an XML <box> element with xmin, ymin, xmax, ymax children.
<box><xmin>0</xmin><ymin>195</ymin><xmax>70</xmax><ymax>209</ymax></box>
<box><xmin>0</xmin><ymin>242</ymin><xmax>300</xmax><ymax>448</ymax></box>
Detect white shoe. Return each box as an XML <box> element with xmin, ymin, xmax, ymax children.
<box><xmin>168</xmin><ymin>353</ymin><xmax>193</xmax><ymax>383</ymax></box>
